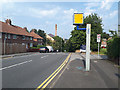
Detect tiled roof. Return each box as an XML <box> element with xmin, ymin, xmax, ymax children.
<box><xmin>48</xmin><ymin>33</ymin><xmax>54</xmax><ymax>37</ymax></box>
<box><xmin>30</xmin><ymin>30</ymin><xmax>43</xmax><ymax>39</ymax></box>
<box><xmin>0</xmin><ymin>21</ymin><xmax>33</xmax><ymax>37</ymax></box>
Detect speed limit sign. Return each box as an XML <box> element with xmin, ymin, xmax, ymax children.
<box><xmin>97</xmin><ymin>34</ymin><xmax>101</xmax><ymax>42</ymax></box>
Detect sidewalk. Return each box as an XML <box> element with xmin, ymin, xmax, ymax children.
<box><xmin>49</xmin><ymin>53</ymin><xmax>119</xmax><ymax>88</ymax></box>
<box><xmin>0</xmin><ymin>52</ymin><xmax>39</xmax><ymax>59</ymax></box>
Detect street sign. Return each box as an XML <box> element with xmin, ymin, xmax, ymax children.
<box><xmin>97</xmin><ymin>34</ymin><xmax>101</xmax><ymax>42</ymax></box>
<box><xmin>73</xmin><ymin>13</ymin><xmax>83</xmax><ymax>25</ymax></box>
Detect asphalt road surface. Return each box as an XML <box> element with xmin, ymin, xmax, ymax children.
<box><xmin>2</xmin><ymin>53</ymin><xmax>69</xmax><ymax>88</ymax></box>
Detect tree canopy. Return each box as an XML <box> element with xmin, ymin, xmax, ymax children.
<box><xmin>69</xmin><ymin>13</ymin><xmax>104</xmax><ymax>51</ymax></box>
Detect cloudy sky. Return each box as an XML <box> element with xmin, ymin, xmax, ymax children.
<box><xmin>0</xmin><ymin>0</ymin><xmax>119</xmax><ymax>39</ymax></box>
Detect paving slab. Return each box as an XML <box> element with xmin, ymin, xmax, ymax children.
<box><xmin>50</xmin><ymin>53</ymin><xmax>119</xmax><ymax>88</ymax></box>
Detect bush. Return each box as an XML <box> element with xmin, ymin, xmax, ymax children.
<box><xmin>107</xmin><ymin>36</ymin><xmax>120</xmax><ymax>59</ymax></box>
<box><xmin>100</xmin><ymin>48</ymin><xmax>107</xmax><ymax>55</ymax></box>
<box><xmin>37</xmin><ymin>45</ymin><xmax>45</xmax><ymax>48</ymax></box>
<box><xmin>30</xmin><ymin>47</ymin><xmax>39</xmax><ymax>49</ymax></box>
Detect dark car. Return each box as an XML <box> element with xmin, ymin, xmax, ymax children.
<box><xmin>39</xmin><ymin>47</ymin><xmax>49</xmax><ymax>53</ymax></box>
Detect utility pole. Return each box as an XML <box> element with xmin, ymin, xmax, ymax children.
<box><xmin>86</xmin><ymin>24</ymin><xmax>91</xmax><ymax>71</ymax></box>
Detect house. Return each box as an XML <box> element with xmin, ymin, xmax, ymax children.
<box><xmin>0</xmin><ymin>19</ymin><xmax>34</xmax><ymax>55</ymax></box>
<box><xmin>101</xmin><ymin>38</ymin><xmax>107</xmax><ymax>48</ymax></box>
<box><xmin>46</xmin><ymin>33</ymin><xmax>54</xmax><ymax>42</ymax></box>
<box><xmin>30</xmin><ymin>29</ymin><xmax>43</xmax><ymax>47</ymax></box>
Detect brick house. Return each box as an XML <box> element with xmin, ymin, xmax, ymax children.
<box><xmin>30</xmin><ymin>30</ymin><xmax>43</xmax><ymax>47</ymax></box>
<box><xmin>0</xmin><ymin>19</ymin><xmax>34</xmax><ymax>55</ymax></box>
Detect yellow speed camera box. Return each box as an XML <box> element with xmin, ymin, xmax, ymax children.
<box><xmin>73</xmin><ymin>13</ymin><xmax>83</xmax><ymax>25</ymax></box>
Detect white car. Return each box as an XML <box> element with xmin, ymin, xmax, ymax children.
<box><xmin>46</xmin><ymin>46</ymin><xmax>54</xmax><ymax>52</ymax></box>
<box><xmin>80</xmin><ymin>49</ymin><xmax>91</xmax><ymax>53</ymax></box>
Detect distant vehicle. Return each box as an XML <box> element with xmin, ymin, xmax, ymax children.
<box><xmin>46</xmin><ymin>46</ymin><xmax>54</xmax><ymax>52</ymax></box>
<box><xmin>39</xmin><ymin>47</ymin><xmax>49</xmax><ymax>53</ymax></box>
<box><xmin>80</xmin><ymin>45</ymin><xmax>91</xmax><ymax>53</ymax></box>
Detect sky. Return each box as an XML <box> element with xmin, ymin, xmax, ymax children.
<box><xmin>0</xmin><ymin>0</ymin><xmax>119</xmax><ymax>39</ymax></box>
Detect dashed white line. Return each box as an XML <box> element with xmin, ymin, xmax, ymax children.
<box><xmin>0</xmin><ymin>60</ymin><xmax>32</xmax><ymax>71</ymax></box>
<box><xmin>41</xmin><ymin>55</ymin><xmax>48</xmax><ymax>58</ymax></box>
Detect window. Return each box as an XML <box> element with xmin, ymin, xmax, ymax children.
<box><xmin>22</xmin><ymin>43</ymin><xmax>25</xmax><ymax>46</ymax></box>
<box><xmin>5</xmin><ymin>34</ymin><xmax>7</xmax><ymax>39</ymax></box>
<box><xmin>13</xmin><ymin>35</ymin><xmax>17</xmax><ymax>39</ymax></box>
<box><xmin>0</xmin><ymin>33</ymin><xmax>1</xmax><ymax>38</ymax></box>
<box><xmin>30</xmin><ymin>43</ymin><xmax>33</xmax><ymax>47</ymax></box>
<box><xmin>30</xmin><ymin>37</ymin><xmax>33</xmax><ymax>40</ymax></box>
<box><xmin>38</xmin><ymin>43</ymin><xmax>42</xmax><ymax>45</ymax></box>
<box><xmin>26</xmin><ymin>37</ymin><xmax>29</xmax><ymax>40</ymax></box>
<box><xmin>8</xmin><ymin>34</ymin><xmax>10</xmax><ymax>39</ymax></box>
<box><xmin>22</xmin><ymin>36</ymin><xmax>25</xmax><ymax>40</ymax></box>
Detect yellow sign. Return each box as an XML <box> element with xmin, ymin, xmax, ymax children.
<box><xmin>73</xmin><ymin>13</ymin><xmax>83</xmax><ymax>25</ymax></box>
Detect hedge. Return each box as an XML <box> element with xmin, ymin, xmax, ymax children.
<box><xmin>107</xmin><ymin>36</ymin><xmax>120</xmax><ymax>60</ymax></box>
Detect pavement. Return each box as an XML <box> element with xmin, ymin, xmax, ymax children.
<box><xmin>0</xmin><ymin>52</ymin><xmax>39</xmax><ymax>59</ymax></box>
<box><xmin>2</xmin><ymin>53</ymin><xmax>69</xmax><ymax>88</ymax></box>
<box><xmin>48</xmin><ymin>53</ymin><xmax>119</xmax><ymax>89</ymax></box>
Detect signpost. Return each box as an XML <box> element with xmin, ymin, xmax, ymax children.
<box><xmin>86</xmin><ymin>24</ymin><xmax>91</xmax><ymax>71</ymax></box>
<box><xmin>97</xmin><ymin>34</ymin><xmax>101</xmax><ymax>59</ymax></box>
<box><xmin>73</xmin><ymin>13</ymin><xmax>91</xmax><ymax>71</ymax></box>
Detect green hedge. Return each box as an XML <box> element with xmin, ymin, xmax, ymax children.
<box><xmin>30</xmin><ymin>45</ymin><xmax>45</xmax><ymax>49</ymax></box>
<box><xmin>107</xmin><ymin>37</ymin><xmax>120</xmax><ymax>59</ymax></box>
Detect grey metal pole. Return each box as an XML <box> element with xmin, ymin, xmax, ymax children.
<box><xmin>4</xmin><ymin>38</ymin><xmax>6</xmax><ymax>55</ymax></box>
<box><xmin>86</xmin><ymin>24</ymin><xmax>91</xmax><ymax>71</ymax></box>
<box><xmin>61</xmin><ymin>38</ymin><xmax>62</xmax><ymax>52</ymax></box>
<box><xmin>98</xmin><ymin>42</ymin><xmax>99</xmax><ymax>59</ymax></box>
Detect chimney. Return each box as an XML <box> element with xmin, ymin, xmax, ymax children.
<box><xmin>55</xmin><ymin>24</ymin><xmax>57</xmax><ymax>36</ymax></box>
<box><xmin>5</xmin><ymin>19</ymin><xmax>12</xmax><ymax>25</ymax></box>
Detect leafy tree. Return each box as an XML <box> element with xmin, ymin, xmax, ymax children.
<box><xmin>70</xmin><ymin>13</ymin><xmax>103</xmax><ymax>51</ymax></box>
<box><xmin>109</xmin><ymin>30</ymin><xmax>117</xmax><ymax>37</ymax></box>
<box><xmin>53</xmin><ymin>36</ymin><xmax>64</xmax><ymax>51</ymax></box>
<box><xmin>30</xmin><ymin>29</ymin><xmax>46</xmax><ymax>45</ymax></box>
<box><xmin>101</xmin><ymin>32</ymin><xmax>110</xmax><ymax>39</ymax></box>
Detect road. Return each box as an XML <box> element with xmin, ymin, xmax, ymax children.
<box><xmin>2</xmin><ymin>53</ymin><xmax>69</xmax><ymax>88</ymax></box>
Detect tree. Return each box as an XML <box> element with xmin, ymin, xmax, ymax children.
<box><xmin>69</xmin><ymin>13</ymin><xmax>103</xmax><ymax>51</ymax></box>
<box><xmin>30</xmin><ymin>29</ymin><xmax>46</xmax><ymax>45</ymax></box>
<box><xmin>101</xmin><ymin>32</ymin><xmax>110</xmax><ymax>39</ymax></box>
<box><xmin>109</xmin><ymin>30</ymin><xmax>117</xmax><ymax>37</ymax></box>
<box><xmin>53</xmin><ymin>36</ymin><xmax>64</xmax><ymax>52</ymax></box>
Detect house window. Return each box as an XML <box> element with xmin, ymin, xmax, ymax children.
<box><xmin>22</xmin><ymin>43</ymin><xmax>25</xmax><ymax>46</ymax></box>
<box><xmin>5</xmin><ymin>34</ymin><xmax>7</xmax><ymax>39</ymax></box>
<box><xmin>0</xmin><ymin>33</ymin><xmax>1</xmax><ymax>38</ymax></box>
<box><xmin>26</xmin><ymin>37</ymin><xmax>29</xmax><ymax>40</ymax></box>
<box><xmin>13</xmin><ymin>35</ymin><xmax>17</xmax><ymax>39</ymax></box>
<box><xmin>30</xmin><ymin>43</ymin><xmax>33</xmax><ymax>47</ymax></box>
<box><xmin>38</xmin><ymin>43</ymin><xmax>42</xmax><ymax>45</ymax></box>
<box><xmin>30</xmin><ymin>37</ymin><xmax>33</xmax><ymax>40</ymax></box>
<box><xmin>8</xmin><ymin>34</ymin><xmax>11</xmax><ymax>39</ymax></box>
<box><xmin>22</xmin><ymin>36</ymin><xmax>25</xmax><ymax>40</ymax></box>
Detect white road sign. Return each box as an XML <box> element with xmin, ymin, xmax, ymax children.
<box><xmin>97</xmin><ymin>34</ymin><xmax>101</xmax><ymax>42</ymax></box>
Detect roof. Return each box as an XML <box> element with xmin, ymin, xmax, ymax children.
<box><xmin>0</xmin><ymin>21</ymin><xmax>33</xmax><ymax>37</ymax></box>
<box><xmin>48</xmin><ymin>33</ymin><xmax>54</xmax><ymax>37</ymax></box>
<box><xmin>30</xmin><ymin>30</ymin><xmax>43</xmax><ymax>39</ymax></box>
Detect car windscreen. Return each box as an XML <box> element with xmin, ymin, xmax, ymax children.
<box><xmin>80</xmin><ymin>45</ymin><xmax>86</xmax><ymax>50</ymax></box>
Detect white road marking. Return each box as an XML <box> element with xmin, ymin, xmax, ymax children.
<box><xmin>41</xmin><ymin>55</ymin><xmax>48</xmax><ymax>58</ymax></box>
<box><xmin>0</xmin><ymin>60</ymin><xmax>32</xmax><ymax>71</ymax></box>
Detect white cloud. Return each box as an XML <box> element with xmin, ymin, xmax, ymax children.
<box><xmin>109</xmin><ymin>10</ymin><xmax>118</xmax><ymax>17</ymax></box>
<box><xmin>100</xmin><ymin>0</ymin><xmax>114</xmax><ymax>10</ymax></box>
<box><xmin>29</xmin><ymin>7</ymin><xmax>61</xmax><ymax>18</ymax></box>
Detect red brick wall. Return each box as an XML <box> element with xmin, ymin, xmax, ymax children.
<box><xmin>1</xmin><ymin>33</ymin><xmax>33</xmax><ymax>55</ymax></box>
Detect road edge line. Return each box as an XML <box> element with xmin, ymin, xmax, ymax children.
<box><xmin>36</xmin><ymin>53</ymin><xmax>71</xmax><ymax>90</ymax></box>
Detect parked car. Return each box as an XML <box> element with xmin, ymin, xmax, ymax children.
<box><xmin>39</xmin><ymin>47</ymin><xmax>49</xmax><ymax>53</ymax></box>
<box><xmin>80</xmin><ymin>45</ymin><xmax>91</xmax><ymax>53</ymax></box>
<box><xmin>46</xmin><ymin>46</ymin><xmax>54</xmax><ymax>52</ymax></box>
